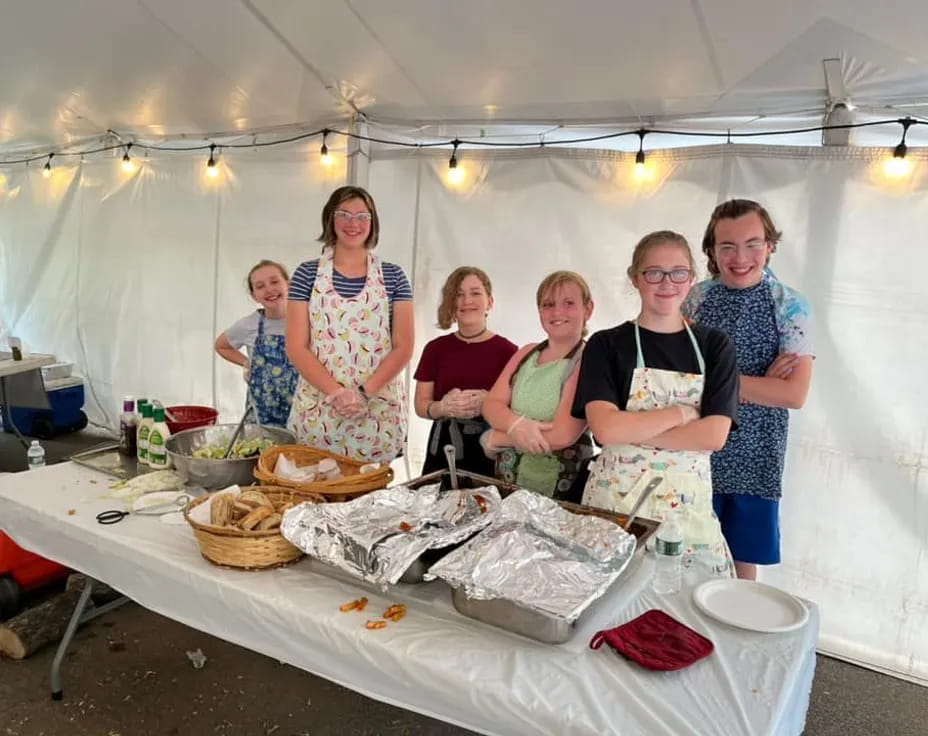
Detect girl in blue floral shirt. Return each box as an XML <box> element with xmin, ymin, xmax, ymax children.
<box><xmin>683</xmin><ymin>200</ymin><xmax>814</xmax><ymax>580</ymax></box>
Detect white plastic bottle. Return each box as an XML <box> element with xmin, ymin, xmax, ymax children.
<box><xmin>136</xmin><ymin>401</ymin><xmax>154</xmax><ymax>466</ymax></box>
<box><xmin>26</xmin><ymin>440</ymin><xmax>46</xmax><ymax>470</ymax></box>
<box><xmin>147</xmin><ymin>406</ymin><xmax>172</xmax><ymax>469</ymax></box>
<box><xmin>652</xmin><ymin>509</ymin><xmax>684</xmax><ymax>595</ymax></box>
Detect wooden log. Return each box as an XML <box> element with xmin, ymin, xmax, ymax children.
<box><xmin>64</xmin><ymin>573</ymin><xmax>123</xmax><ymax>604</ymax></box>
<box><xmin>0</xmin><ymin>585</ymin><xmax>82</xmax><ymax>660</ymax></box>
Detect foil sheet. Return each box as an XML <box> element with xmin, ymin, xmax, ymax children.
<box><xmin>280</xmin><ymin>483</ymin><xmax>501</xmax><ymax>585</ymax></box>
<box><xmin>425</xmin><ymin>489</ymin><xmax>637</xmax><ymax>622</ymax></box>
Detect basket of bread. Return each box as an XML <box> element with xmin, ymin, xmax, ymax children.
<box><xmin>254</xmin><ymin>445</ymin><xmax>393</xmax><ymax>501</ymax></box>
<box><xmin>184</xmin><ymin>485</ymin><xmax>324</xmax><ymax>569</ymax></box>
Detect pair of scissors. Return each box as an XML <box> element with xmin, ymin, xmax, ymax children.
<box><xmin>96</xmin><ymin>494</ymin><xmax>191</xmax><ymax>525</ymax></box>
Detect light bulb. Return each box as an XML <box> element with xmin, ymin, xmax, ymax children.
<box><xmin>320</xmin><ymin>151</ymin><xmax>334</xmax><ymax>167</ymax></box>
<box><xmin>883</xmin><ymin>156</ymin><xmax>912</xmax><ymax>178</ymax></box>
<box><xmin>206</xmin><ymin>163</ymin><xmax>219</xmax><ymax>179</ymax></box>
<box><xmin>42</xmin><ymin>165</ymin><xmax>51</xmax><ymax>179</ymax></box>
<box><xmin>121</xmin><ymin>156</ymin><xmax>136</xmax><ymax>174</ymax></box>
<box><xmin>447</xmin><ymin>166</ymin><xmax>465</xmax><ymax>185</ymax></box>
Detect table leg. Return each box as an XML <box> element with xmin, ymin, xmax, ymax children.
<box><xmin>0</xmin><ymin>376</ymin><xmax>29</xmax><ymax>449</ymax></box>
<box><xmin>50</xmin><ymin>576</ymin><xmax>130</xmax><ymax>700</ymax></box>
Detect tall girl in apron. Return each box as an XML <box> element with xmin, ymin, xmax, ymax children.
<box><xmin>482</xmin><ymin>271</ymin><xmax>595</xmax><ymax>502</ymax></box>
<box><xmin>214</xmin><ymin>260</ymin><xmax>299</xmax><ymax>427</ymax></box>
<box><xmin>571</xmin><ymin>231</ymin><xmax>740</xmax><ymax>566</ymax></box>
<box><xmin>413</xmin><ymin>267</ymin><xmax>518</xmax><ymax>477</ymax></box>
<box><xmin>285</xmin><ymin>186</ymin><xmax>414</xmax><ymax>464</ymax></box>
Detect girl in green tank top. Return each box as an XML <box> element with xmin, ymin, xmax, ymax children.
<box><xmin>482</xmin><ymin>272</ymin><xmax>596</xmax><ymax>499</ymax></box>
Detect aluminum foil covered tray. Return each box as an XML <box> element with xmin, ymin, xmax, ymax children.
<box><xmin>425</xmin><ymin>489</ymin><xmax>638</xmax><ymax>640</ymax></box>
<box><xmin>280</xmin><ymin>482</ymin><xmax>501</xmax><ymax>586</ymax></box>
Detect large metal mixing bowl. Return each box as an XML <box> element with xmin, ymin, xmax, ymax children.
<box><xmin>166</xmin><ymin>423</ymin><xmax>295</xmax><ymax>489</ymax></box>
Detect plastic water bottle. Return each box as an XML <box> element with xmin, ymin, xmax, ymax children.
<box><xmin>652</xmin><ymin>510</ymin><xmax>684</xmax><ymax>595</ymax></box>
<box><xmin>27</xmin><ymin>440</ymin><xmax>46</xmax><ymax>470</ymax></box>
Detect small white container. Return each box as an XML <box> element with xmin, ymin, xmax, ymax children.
<box><xmin>41</xmin><ymin>362</ymin><xmax>73</xmax><ymax>381</ymax></box>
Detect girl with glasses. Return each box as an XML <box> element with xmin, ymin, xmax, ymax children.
<box><xmin>285</xmin><ymin>186</ymin><xmax>413</xmax><ymax>464</ymax></box>
<box><xmin>413</xmin><ymin>267</ymin><xmax>518</xmax><ymax>477</ymax></box>
<box><xmin>572</xmin><ymin>231</ymin><xmax>739</xmax><ymax>563</ymax></box>
<box><xmin>481</xmin><ymin>271</ymin><xmax>596</xmax><ymax>501</ymax></box>
<box><xmin>683</xmin><ymin>200</ymin><xmax>814</xmax><ymax>580</ymax></box>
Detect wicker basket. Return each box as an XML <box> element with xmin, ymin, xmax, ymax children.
<box><xmin>183</xmin><ymin>486</ymin><xmax>324</xmax><ymax>570</ymax></box>
<box><xmin>254</xmin><ymin>445</ymin><xmax>393</xmax><ymax>501</ymax></box>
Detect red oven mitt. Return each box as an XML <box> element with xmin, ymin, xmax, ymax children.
<box><xmin>590</xmin><ymin>609</ymin><xmax>714</xmax><ymax>671</ymax></box>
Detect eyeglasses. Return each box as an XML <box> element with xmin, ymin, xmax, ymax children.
<box><xmin>715</xmin><ymin>241</ymin><xmax>767</xmax><ymax>255</ymax></box>
<box><xmin>333</xmin><ymin>210</ymin><xmax>372</xmax><ymax>224</ymax></box>
<box><xmin>639</xmin><ymin>268</ymin><xmax>692</xmax><ymax>284</ymax></box>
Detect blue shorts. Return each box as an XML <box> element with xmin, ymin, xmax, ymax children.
<box><xmin>712</xmin><ymin>493</ymin><xmax>780</xmax><ymax>565</ymax></box>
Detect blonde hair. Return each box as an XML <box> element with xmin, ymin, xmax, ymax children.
<box><xmin>317</xmin><ymin>185</ymin><xmax>380</xmax><ymax>251</ymax></box>
<box><xmin>627</xmin><ymin>230</ymin><xmax>696</xmax><ymax>281</ymax></box>
<box><xmin>437</xmin><ymin>267</ymin><xmax>493</xmax><ymax>329</ymax></box>
<box><xmin>536</xmin><ymin>270</ymin><xmax>594</xmax><ymax>337</ymax></box>
<box><xmin>246</xmin><ymin>260</ymin><xmax>290</xmax><ymax>294</ymax></box>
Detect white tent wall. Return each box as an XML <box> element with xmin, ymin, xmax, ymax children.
<box><xmin>0</xmin><ymin>152</ymin><xmax>345</xmax><ymax>426</ymax></box>
<box><xmin>1</xmin><ymin>144</ymin><xmax>926</xmax><ymax>684</ymax></box>
<box><xmin>369</xmin><ymin>146</ymin><xmax>928</xmax><ymax>684</ymax></box>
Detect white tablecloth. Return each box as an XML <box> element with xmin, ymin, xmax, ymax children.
<box><xmin>0</xmin><ymin>463</ymin><xmax>818</xmax><ymax>736</ymax></box>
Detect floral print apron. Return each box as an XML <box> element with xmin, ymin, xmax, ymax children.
<box><xmin>247</xmin><ymin>312</ymin><xmax>298</xmax><ymax>427</ymax></box>
<box><xmin>287</xmin><ymin>250</ymin><xmax>407</xmax><ymax>463</ymax></box>
<box><xmin>583</xmin><ymin>322</ymin><xmax>732</xmax><ymax>571</ymax></box>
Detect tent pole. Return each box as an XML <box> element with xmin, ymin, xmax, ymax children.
<box><xmin>346</xmin><ymin>116</ymin><xmax>370</xmax><ymax>188</ymax></box>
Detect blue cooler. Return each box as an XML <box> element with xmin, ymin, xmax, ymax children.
<box><xmin>5</xmin><ymin>376</ymin><xmax>88</xmax><ymax>438</ymax></box>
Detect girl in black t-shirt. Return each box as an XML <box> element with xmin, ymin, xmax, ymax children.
<box><xmin>571</xmin><ymin>231</ymin><xmax>738</xmax><ymax>565</ymax></box>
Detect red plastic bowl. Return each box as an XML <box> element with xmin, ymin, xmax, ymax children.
<box><xmin>165</xmin><ymin>405</ymin><xmax>219</xmax><ymax>435</ymax></box>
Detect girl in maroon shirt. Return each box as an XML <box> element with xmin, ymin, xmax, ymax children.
<box><xmin>413</xmin><ymin>267</ymin><xmax>518</xmax><ymax>476</ymax></box>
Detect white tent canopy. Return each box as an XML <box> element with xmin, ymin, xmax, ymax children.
<box><xmin>3</xmin><ymin>0</ymin><xmax>928</xmax><ymax>151</ymax></box>
<box><xmin>1</xmin><ymin>0</ymin><xmax>927</xmax><ymax>694</ymax></box>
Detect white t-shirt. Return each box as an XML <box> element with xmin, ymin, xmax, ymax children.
<box><xmin>223</xmin><ymin>311</ymin><xmax>286</xmax><ymax>360</ymax></box>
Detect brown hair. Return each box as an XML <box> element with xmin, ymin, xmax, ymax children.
<box><xmin>437</xmin><ymin>267</ymin><xmax>493</xmax><ymax>329</ymax></box>
<box><xmin>317</xmin><ymin>185</ymin><xmax>380</xmax><ymax>251</ymax></box>
<box><xmin>701</xmin><ymin>199</ymin><xmax>782</xmax><ymax>276</ymax></box>
<box><xmin>536</xmin><ymin>270</ymin><xmax>594</xmax><ymax>337</ymax></box>
<box><xmin>627</xmin><ymin>231</ymin><xmax>696</xmax><ymax>281</ymax></box>
<box><xmin>246</xmin><ymin>259</ymin><xmax>290</xmax><ymax>294</ymax></box>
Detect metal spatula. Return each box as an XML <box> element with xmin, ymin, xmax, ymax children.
<box><xmin>622</xmin><ymin>476</ymin><xmax>664</xmax><ymax>532</ymax></box>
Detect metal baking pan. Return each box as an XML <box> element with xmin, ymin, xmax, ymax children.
<box><xmin>396</xmin><ymin>469</ymin><xmax>519</xmax><ymax>583</ymax></box>
<box><xmin>447</xmin><ymin>504</ymin><xmax>658</xmax><ymax>644</ymax></box>
<box><xmin>70</xmin><ymin>442</ymin><xmax>148</xmax><ymax>480</ymax></box>
<box><xmin>403</xmin><ymin>470</ymin><xmax>658</xmax><ymax>583</ymax></box>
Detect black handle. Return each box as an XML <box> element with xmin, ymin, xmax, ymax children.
<box><xmin>96</xmin><ymin>510</ymin><xmax>129</xmax><ymax>524</ymax></box>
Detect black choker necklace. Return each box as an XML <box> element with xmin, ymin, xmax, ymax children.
<box><xmin>457</xmin><ymin>327</ymin><xmax>488</xmax><ymax>342</ymax></box>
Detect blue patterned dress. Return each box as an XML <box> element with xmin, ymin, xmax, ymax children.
<box><xmin>682</xmin><ymin>269</ymin><xmax>813</xmax><ymax>499</ymax></box>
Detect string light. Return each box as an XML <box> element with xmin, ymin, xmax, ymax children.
<box><xmin>42</xmin><ymin>153</ymin><xmax>53</xmax><ymax>179</ymax></box>
<box><xmin>121</xmin><ymin>143</ymin><xmax>136</xmax><ymax>174</ymax></box>
<box><xmin>883</xmin><ymin>118</ymin><xmax>914</xmax><ymax>178</ymax></box>
<box><xmin>205</xmin><ymin>143</ymin><xmax>219</xmax><ymax>179</ymax></box>
<box><xmin>320</xmin><ymin>128</ymin><xmax>333</xmax><ymax>167</ymax></box>
<box><xmin>447</xmin><ymin>139</ymin><xmax>464</xmax><ymax>184</ymax></box>
<box><xmin>1</xmin><ymin>117</ymin><xmax>923</xmax><ymax>179</ymax></box>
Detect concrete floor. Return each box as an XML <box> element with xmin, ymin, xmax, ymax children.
<box><xmin>1</xmin><ymin>428</ymin><xmax>926</xmax><ymax>735</ymax></box>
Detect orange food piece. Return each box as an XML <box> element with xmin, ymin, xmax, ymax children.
<box><xmin>365</xmin><ymin>620</ymin><xmax>387</xmax><ymax>630</ymax></box>
<box><xmin>383</xmin><ymin>604</ymin><xmax>407</xmax><ymax>619</ymax></box>
<box><xmin>399</xmin><ymin>521</ymin><xmax>412</xmax><ymax>532</ymax></box>
<box><xmin>339</xmin><ymin>596</ymin><xmax>368</xmax><ymax>612</ymax></box>
<box><xmin>387</xmin><ymin>610</ymin><xmax>406</xmax><ymax>623</ymax></box>
<box><xmin>474</xmin><ymin>494</ymin><xmax>488</xmax><ymax>513</ymax></box>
